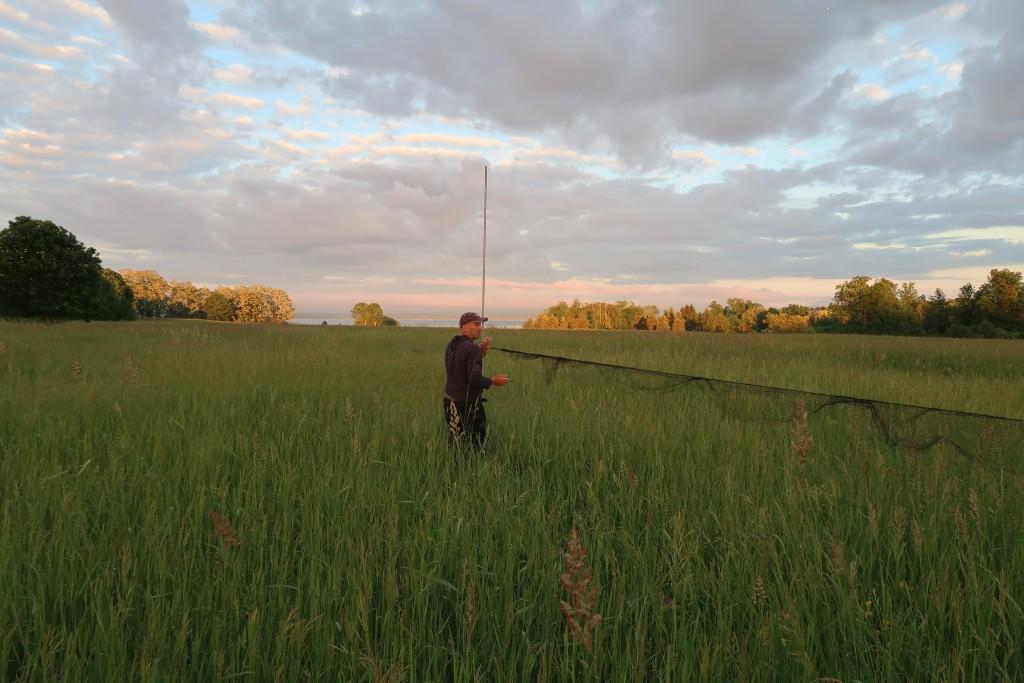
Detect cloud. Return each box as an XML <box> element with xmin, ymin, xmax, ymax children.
<box><xmin>0</xmin><ymin>27</ymin><xmax>84</xmax><ymax>60</ymax></box>
<box><xmin>213</xmin><ymin>63</ymin><xmax>254</xmax><ymax>84</ymax></box>
<box><xmin>208</xmin><ymin>92</ymin><xmax>264</xmax><ymax>110</ymax></box>
<box><xmin>852</xmin><ymin>242</ymin><xmax>908</xmax><ymax>250</ymax></box>
<box><xmin>286</xmin><ymin>129</ymin><xmax>331</xmax><ymax>141</ymax></box>
<box><xmin>924</xmin><ymin>226</ymin><xmax>1024</xmax><ymax>244</ymax></box>
<box><xmin>0</xmin><ymin>1</ymin><xmax>55</xmax><ymax>32</ymax></box>
<box><xmin>93</xmin><ymin>244</ymin><xmax>155</xmax><ymax>263</ymax></box>
<box><xmin>178</xmin><ymin>85</ymin><xmax>265</xmax><ymax>112</ymax></box>
<box><xmin>927</xmin><ymin>263</ymin><xmax>1024</xmax><ymax>282</ymax></box>
<box><xmin>896</xmin><ymin>45</ymin><xmax>933</xmax><ymax>63</ymax></box>
<box><xmin>60</xmin><ymin>0</ymin><xmax>112</xmax><ymax>26</ymax></box>
<box><xmin>274</xmin><ymin>99</ymin><xmax>311</xmax><ymax>117</ymax></box>
<box><xmin>846</xmin><ymin>3</ymin><xmax>1024</xmax><ymax>179</ymax></box>
<box><xmin>72</xmin><ymin>35</ymin><xmax>103</xmax><ymax>47</ymax></box>
<box><xmin>851</xmin><ymin>83</ymin><xmax>891</xmax><ymax>101</ymax></box>
<box><xmin>924</xmin><ymin>2</ymin><xmax>967</xmax><ymax>21</ymax></box>
<box><xmin>938</xmin><ymin>62</ymin><xmax>963</xmax><ymax>80</ymax></box>
<box><xmin>950</xmin><ymin>249</ymin><xmax>992</xmax><ymax>257</ymax></box>
<box><xmin>672</xmin><ymin>150</ymin><xmax>720</xmax><ymax>167</ymax></box>
<box><xmin>224</xmin><ymin>0</ymin><xmax>938</xmax><ymax>161</ymax></box>
<box><xmin>23</xmin><ymin>0</ymin><xmax>206</xmax><ymax>140</ymax></box>
<box><xmin>97</xmin><ymin>0</ymin><xmax>200</xmax><ymax>68</ymax></box>
<box><xmin>399</xmin><ymin>133</ymin><xmax>502</xmax><ymax>148</ymax></box>
<box><xmin>192</xmin><ymin>22</ymin><xmax>246</xmax><ymax>44</ymax></box>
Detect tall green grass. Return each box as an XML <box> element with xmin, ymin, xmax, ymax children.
<box><xmin>1</xmin><ymin>321</ymin><xmax>1022</xmax><ymax>681</ymax></box>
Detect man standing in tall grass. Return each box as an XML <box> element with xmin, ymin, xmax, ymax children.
<box><xmin>444</xmin><ymin>312</ymin><xmax>510</xmax><ymax>449</ymax></box>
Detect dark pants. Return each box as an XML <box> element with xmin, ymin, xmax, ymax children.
<box><xmin>443</xmin><ymin>397</ymin><xmax>487</xmax><ymax>449</ymax></box>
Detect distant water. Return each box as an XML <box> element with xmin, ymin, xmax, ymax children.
<box><xmin>290</xmin><ymin>318</ymin><xmax>524</xmax><ymax>329</ymax></box>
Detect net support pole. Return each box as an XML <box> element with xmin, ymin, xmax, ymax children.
<box><xmin>481</xmin><ymin>165</ymin><xmax>488</xmax><ymax>326</ymax></box>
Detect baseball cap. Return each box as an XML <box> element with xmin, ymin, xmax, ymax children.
<box><xmin>459</xmin><ymin>312</ymin><xmax>488</xmax><ymax>326</ymax></box>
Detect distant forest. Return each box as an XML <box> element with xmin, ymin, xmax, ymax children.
<box><xmin>524</xmin><ymin>269</ymin><xmax>1024</xmax><ymax>339</ymax></box>
<box><xmin>0</xmin><ymin>216</ymin><xmax>293</xmax><ymax>323</ymax></box>
<box><xmin>119</xmin><ymin>269</ymin><xmax>294</xmax><ymax>323</ymax></box>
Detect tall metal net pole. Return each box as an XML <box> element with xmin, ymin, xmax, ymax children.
<box><xmin>481</xmin><ymin>165</ymin><xmax>488</xmax><ymax>325</ymax></box>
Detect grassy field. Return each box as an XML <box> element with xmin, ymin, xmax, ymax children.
<box><xmin>1</xmin><ymin>320</ymin><xmax>1022</xmax><ymax>681</ymax></box>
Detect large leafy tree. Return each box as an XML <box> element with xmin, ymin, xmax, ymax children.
<box><xmin>831</xmin><ymin>276</ymin><xmax>919</xmax><ymax>334</ymax></box>
<box><xmin>953</xmin><ymin>283</ymin><xmax>980</xmax><ymax>327</ymax></box>
<box><xmin>975</xmin><ymin>268</ymin><xmax>1023</xmax><ymax>331</ymax></box>
<box><xmin>727</xmin><ymin>298</ymin><xmax>764</xmax><ymax>332</ymax></box>
<box><xmin>168</xmin><ymin>280</ymin><xmax>211</xmax><ymax>318</ymax></box>
<box><xmin>923</xmin><ymin>289</ymin><xmax>951</xmax><ymax>334</ymax></box>
<box><xmin>830</xmin><ymin>275</ymin><xmax>872</xmax><ymax>329</ymax></box>
<box><xmin>351</xmin><ymin>302</ymin><xmax>385</xmax><ymax>326</ymax></box>
<box><xmin>0</xmin><ymin>216</ymin><xmax>103</xmax><ymax>319</ymax></box>
<box><xmin>202</xmin><ymin>291</ymin><xmax>235</xmax><ymax>321</ymax></box>
<box><xmin>678</xmin><ymin>304</ymin><xmax>698</xmax><ymax>331</ymax></box>
<box><xmin>119</xmin><ymin>269</ymin><xmax>170</xmax><ymax>318</ymax></box>
<box><xmin>700</xmin><ymin>301</ymin><xmax>731</xmax><ymax>332</ymax></box>
<box><xmin>91</xmin><ymin>269</ymin><xmax>137</xmax><ymax>320</ymax></box>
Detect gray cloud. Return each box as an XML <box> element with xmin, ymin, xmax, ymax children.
<box><xmin>840</xmin><ymin>9</ymin><xmax>1024</xmax><ymax>179</ymax></box>
<box><xmin>223</xmin><ymin>0</ymin><xmax>941</xmax><ymax>162</ymax></box>
<box><xmin>79</xmin><ymin>0</ymin><xmax>204</xmax><ymax>134</ymax></box>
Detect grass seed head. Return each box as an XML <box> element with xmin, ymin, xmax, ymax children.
<box><xmin>790</xmin><ymin>400</ymin><xmax>813</xmax><ymax>468</ymax></box>
<box><xmin>753</xmin><ymin>575</ymin><xmax>766</xmax><ymax>608</ymax></box>
<box><xmin>360</xmin><ymin>655</ymin><xmax>406</xmax><ymax>683</ymax></box>
<box><xmin>123</xmin><ymin>356</ymin><xmax>138</xmax><ymax>383</ymax></box>
<box><xmin>954</xmin><ymin>509</ymin><xmax>969</xmax><ymax>545</ymax></box>
<box><xmin>559</xmin><ymin>528</ymin><xmax>602</xmax><ymax>652</ymax></box>
<box><xmin>967</xmin><ymin>488</ymin><xmax>981</xmax><ymax>529</ymax></box>
<box><xmin>208</xmin><ymin>510</ymin><xmax>242</xmax><ymax>548</ymax></box>
<box><xmin>889</xmin><ymin>505</ymin><xmax>907</xmax><ymax>546</ymax></box>
<box><xmin>465</xmin><ymin>581</ymin><xmax>477</xmax><ymax>645</ymax></box>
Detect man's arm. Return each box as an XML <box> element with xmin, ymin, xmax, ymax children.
<box><xmin>460</xmin><ymin>340</ymin><xmax>509</xmax><ymax>389</ymax></box>
<box><xmin>464</xmin><ymin>343</ymin><xmax>493</xmax><ymax>390</ymax></box>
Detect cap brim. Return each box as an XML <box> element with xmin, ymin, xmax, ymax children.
<box><xmin>480</xmin><ymin>317</ymin><xmax>489</xmax><ymax>322</ymax></box>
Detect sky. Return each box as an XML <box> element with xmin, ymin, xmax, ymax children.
<box><xmin>1</xmin><ymin>0</ymin><xmax>1022</xmax><ymax>318</ymax></box>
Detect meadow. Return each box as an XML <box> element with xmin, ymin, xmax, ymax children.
<box><xmin>1</xmin><ymin>320</ymin><xmax>1022</xmax><ymax>681</ymax></box>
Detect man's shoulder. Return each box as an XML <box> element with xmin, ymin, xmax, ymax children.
<box><xmin>446</xmin><ymin>334</ymin><xmax>473</xmax><ymax>355</ymax></box>
<box><xmin>453</xmin><ymin>336</ymin><xmax>480</xmax><ymax>359</ymax></box>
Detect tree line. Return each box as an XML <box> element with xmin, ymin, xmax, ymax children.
<box><xmin>523</xmin><ymin>269</ymin><xmax>1024</xmax><ymax>339</ymax></box>
<box><xmin>523</xmin><ymin>299</ymin><xmax>819</xmax><ymax>333</ymax></box>
<box><xmin>118</xmin><ymin>269</ymin><xmax>294</xmax><ymax>323</ymax></box>
<box><xmin>0</xmin><ymin>216</ymin><xmax>294</xmax><ymax>323</ymax></box>
<box><xmin>827</xmin><ymin>271</ymin><xmax>1023</xmax><ymax>338</ymax></box>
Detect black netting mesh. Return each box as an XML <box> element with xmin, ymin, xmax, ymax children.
<box><xmin>496</xmin><ymin>347</ymin><xmax>1024</xmax><ymax>474</ymax></box>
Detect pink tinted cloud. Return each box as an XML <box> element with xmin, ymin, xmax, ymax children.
<box><xmin>290</xmin><ymin>276</ymin><xmax>846</xmax><ymax>316</ymax></box>
<box><xmin>288</xmin><ymin>268</ymin><xmax>1016</xmax><ymax>317</ymax></box>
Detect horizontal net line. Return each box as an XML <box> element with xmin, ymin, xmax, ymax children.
<box><xmin>494</xmin><ymin>347</ymin><xmax>1023</xmax><ymax>424</ymax></box>
<box><xmin>495</xmin><ymin>346</ymin><xmax>1024</xmax><ymax>472</ymax></box>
